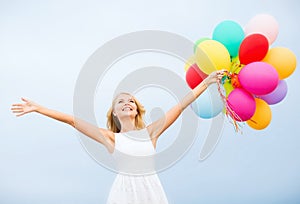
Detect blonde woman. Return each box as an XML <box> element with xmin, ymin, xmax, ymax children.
<box><xmin>11</xmin><ymin>70</ymin><xmax>226</xmax><ymax>204</ymax></box>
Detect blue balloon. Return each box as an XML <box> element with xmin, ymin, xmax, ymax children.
<box><xmin>191</xmin><ymin>83</ymin><xmax>224</xmax><ymax>119</ymax></box>
<box><xmin>212</xmin><ymin>20</ymin><xmax>245</xmax><ymax>57</ymax></box>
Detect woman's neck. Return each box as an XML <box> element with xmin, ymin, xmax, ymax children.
<box><xmin>119</xmin><ymin>119</ymin><xmax>137</xmax><ymax>133</ymax></box>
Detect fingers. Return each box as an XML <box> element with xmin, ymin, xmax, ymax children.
<box><xmin>21</xmin><ymin>97</ymin><xmax>28</xmax><ymax>102</ymax></box>
<box><xmin>207</xmin><ymin>70</ymin><xmax>228</xmax><ymax>85</ymax></box>
<box><xmin>11</xmin><ymin>102</ymin><xmax>25</xmax><ymax>116</ymax></box>
<box><xmin>11</xmin><ymin>103</ymin><xmax>23</xmax><ymax>107</ymax></box>
<box><xmin>217</xmin><ymin>70</ymin><xmax>228</xmax><ymax>77</ymax></box>
<box><xmin>11</xmin><ymin>106</ymin><xmax>24</xmax><ymax>115</ymax></box>
<box><xmin>217</xmin><ymin>69</ymin><xmax>227</xmax><ymax>74</ymax></box>
<box><xmin>15</xmin><ymin>112</ymin><xmax>25</xmax><ymax>117</ymax></box>
<box><xmin>212</xmin><ymin>70</ymin><xmax>227</xmax><ymax>82</ymax></box>
<box><xmin>12</xmin><ymin>110</ymin><xmax>24</xmax><ymax>114</ymax></box>
<box><xmin>216</xmin><ymin>71</ymin><xmax>224</xmax><ymax>78</ymax></box>
<box><xmin>11</xmin><ymin>107</ymin><xmax>23</xmax><ymax>111</ymax></box>
<box><xmin>11</xmin><ymin>97</ymin><xmax>28</xmax><ymax>109</ymax></box>
<box><xmin>11</xmin><ymin>110</ymin><xmax>25</xmax><ymax>117</ymax></box>
<box><xmin>11</xmin><ymin>104</ymin><xmax>24</xmax><ymax>113</ymax></box>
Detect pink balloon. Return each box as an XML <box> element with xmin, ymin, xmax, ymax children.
<box><xmin>258</xmin><ymin>80</ymin><xmax>288</xmax><ymax>105</ymax></box>
<box><xmin>238</xmin><ymin>62</ymin><xmax>279</xmax><ymax>95</ymax></box>
<box><xmin>245</xmin><ymin>14</ymin><xmax>279</xmax><ymax>45</ymax></box>
<box><xmin>227</xmin><ymin>88</ymin><xmax>256</xmax><ymax>121</ymax></box>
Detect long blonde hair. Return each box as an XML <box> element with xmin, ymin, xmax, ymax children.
<box><xmin>106</xmin><ymin>92</ymin><xmax>146</xmax><ymax>133</ymax></box>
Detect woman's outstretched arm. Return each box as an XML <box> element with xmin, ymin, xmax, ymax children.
<box><xmin>12</xmin><ymin>97</ymin><xmax>75</xmax><ymax>125</ymax></box>
<box><xmin>147</xmin><ymin>70</ymin><xmax>226</xmax><ymax>147</ymax></box>
<box><xmin>11</xmin><ymin>98</ymin><xmax>114</xmax><ymax>152</ymax></box>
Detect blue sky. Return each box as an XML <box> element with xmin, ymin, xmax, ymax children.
<box><xmin>1</xmin><ymin>0</ymin><xmax>300</xmax><ymax>203</ymax></box>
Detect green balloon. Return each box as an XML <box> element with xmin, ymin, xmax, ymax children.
<box><xmin>213</xmin><ymin>20</ymin><xmax>245</xmax><ymax>57</ymax></box>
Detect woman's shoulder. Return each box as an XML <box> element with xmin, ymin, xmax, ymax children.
<box><xmin>99</xmin><ymin>127</ymin><xmax>115</xmax><ymax>143</ymax></box>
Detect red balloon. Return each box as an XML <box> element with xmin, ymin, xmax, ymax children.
<box><xmin>185</xmin><ymin>64</ymin><xmax>208</xmax><ymax>89</ymax></box>
<box><xmin>239</xmin><ymin>34</ymin><xmax>269</xmax><ymax>65</ymax></box>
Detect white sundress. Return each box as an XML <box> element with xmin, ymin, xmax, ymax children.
<box><xmin>106</xmin><ymin>128</ymin><xmax>169</xmax><ymax>204</ymax></box>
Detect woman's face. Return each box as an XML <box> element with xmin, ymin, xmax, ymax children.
<box><xmin>113</xmin><ymin>94</ymin><xmax>138</xmax><ymax>119</ymax></box>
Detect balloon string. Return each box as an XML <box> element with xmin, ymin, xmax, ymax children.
<box><xmin>249</xmin><ymin>119</ymin><xmax>257</xmax><ymax>124</ymax></box>
<box><xmin>217</xmin><ymin>77</ymin><xmax>243</xmax><ymax>133</ymax></box>
<box><xmin>230</xmin><ymin>58</ymin><xmax>244</xmax><ymax>74</ymax></box>
<box><xmin>230</xmin><ymin>62</ymin><xmax>239</xmax><ymax>73</ymax></box>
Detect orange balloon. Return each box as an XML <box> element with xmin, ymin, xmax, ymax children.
<box><xmin>262</xmin><ymin>47</ymin><xmax>297</xmax><ymax>79</ymax></box>
<box><xmin>247</xmin><ymin>98</ymin><xmax>272</xmax><ymax>130</ymax></box>
<box><xmin>230</xmin><ymin>73</ymin><xmax>242</xmax><ymax>88</ymax></box>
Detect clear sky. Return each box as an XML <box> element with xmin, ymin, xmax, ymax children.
<box><xmin>1</xmin><ymin>0</ymin><xmax>300</xmax><ymax>203</ymax></box>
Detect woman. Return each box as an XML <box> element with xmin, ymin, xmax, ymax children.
<box><xmin>11</xmin><ymin>70</ymin><xmax>226</xmax><ymax>203</ymax></box>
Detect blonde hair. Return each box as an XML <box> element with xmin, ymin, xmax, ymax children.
<box><xmin>106</xmin><ymin>92</ymin><xmax>146</xmax><ymax>133</ymax></box>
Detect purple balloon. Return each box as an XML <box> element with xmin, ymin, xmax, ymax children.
<box><xmin>238</xmin><ymin>62</ymin><xmax>279</xmax><ymax>95</ymax></box>
<box><xmin>258</xmin><ymin>80</ymin><xmax>288</xmax><ymax>105</ymax></box>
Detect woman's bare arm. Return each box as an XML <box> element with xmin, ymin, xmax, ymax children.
<box><xmin>11</xmin><ymin>98</ymin><xmax>114</xmax><ymax>152</ymax></box>
<box><xmin>147</xmin><ymin>70</ymin><xmax>226</xmax><ymax>147</ymax></box>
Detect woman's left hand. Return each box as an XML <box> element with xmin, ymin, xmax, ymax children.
<box><xmin>204</xmin><ymin>69</ymin><xmax>227</xmax><ymax>86</ymax></box>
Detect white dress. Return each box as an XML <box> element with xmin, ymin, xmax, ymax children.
<box><xmin>107</xmin><ymin>128</ymin><xmax>169</xmax><ymax>204</ymax></box>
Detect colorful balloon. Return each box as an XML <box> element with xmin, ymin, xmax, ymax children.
<box><xmin>212</xmin><ymin>20</ymin><xmax>244</xmax><ymax>57</ymax></box>
<box><xmin>247</xmin><ymin>98</ymin><xmax>272</xmax><ymax>130</ymax></box>
<box><xmin>239</xmin><ymin>34</ymin><xmax>269</xmax><ymax>65</ymax></box>
<box><xmin>193</xmin><ymin>37</ymin><xmax>210</xmax><ymax>54</ymax></box>
<box><xmin>187</xmin><ymin>15</ymin><xmax>294</xmax><ymax>128</ymax></box>
<box><xmin>191</xmin><ymin>83</ymin><xmax>224</xmax><ymax>119</ymax></box>
<box><xmin>195</xmin><ymin>40</ymin><xmax>231</xmax><ymax>74</ymax></box>
<box><xmin>262</xmin><ymin>47</ymin><xmax>297</xmax><ymax>79</ymax></box>
<box><xmin>258</xmin><ymin>80</ymin><xmax>288</xmax><ymax>105</ymax></box>
<box><xmin>184</xmin><ymin>55</ymin><xmax>196</xmax><ymax>72</ymax></box>
<box><xmin>185</xmin><ymin>63</ymin><xmax>208</xmax><ymax>89</ymax></box>
<box><xmin>238</xmin><ymin>62</ymin><xmax>279</xmax><ymax>95</ymax></box>
<box><xmin>245</xmin><ymin>14</ymin><xmax>279</xmax><ymax>44</ymax></box>
<box><xmin>227</xmin><ymin>88</ymin><xmax>256</xmax><ymax>121</ymax></box>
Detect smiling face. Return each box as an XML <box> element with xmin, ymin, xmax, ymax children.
<box><xmin>113</xmin><ymin>93</ymin><xmax>138</xmax><ymax>120</ymax></box>
<box><xmin>106</xmin><ymin>92</ymin><xmax>146</xmax><ymax>133</ymax></box>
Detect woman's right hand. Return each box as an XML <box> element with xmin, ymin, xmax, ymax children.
<box><xmin>11</xmin><ymin>97</ymin><xmax>40</xmax><ymax>117</ymax></box>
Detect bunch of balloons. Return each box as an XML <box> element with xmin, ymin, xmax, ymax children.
<box><xmin>185</xmin><ymin>14</ymin><xmax>297</xmax><ymax>130</ymax></box>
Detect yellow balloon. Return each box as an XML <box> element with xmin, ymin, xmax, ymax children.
<box><xmin>195</xmin><ymin>40</ymin><xmax>231</xmax><ymax>74</ymax></box>
<box><xmin>184</xmin><ymin>55</ymin><xmax>196</xmax><ymax>72</ymax></box>
<box><xmin>247</xmin><ymin>98</ymin><xmax>272</xmax><ymax>130</ymax></box>
<box><xmin>262</xmin><ymin>47</ymin><xmax>297</xmax><ymax>79</ymax></box>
